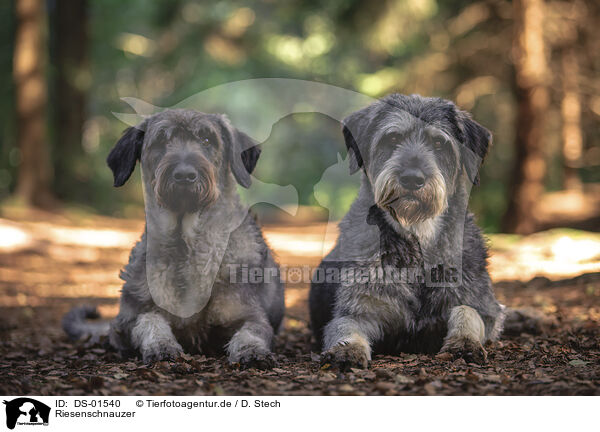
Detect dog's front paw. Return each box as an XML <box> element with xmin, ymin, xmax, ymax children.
<box><xmin>238</xmin><ymin>351</ymin><xmax>277</xmax><ymax>370</ymax></box>
<box><xmin>141</xmin><ymin>341</ymin><xmax>184</xmax><ymax>364</ymax></box>
<box><xmin>440</xmin><ymin>337</ymin><xmax>487</xmax><ymax>365</ymax></box>
<box><xmin>322</xmin><ymin>342</ymin><xmax>370</xmax><ymax>371</ymax></box>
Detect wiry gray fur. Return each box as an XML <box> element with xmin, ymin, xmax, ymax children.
<box><xmin>309</xmin><ymin>94</ymin><xmax>505</xmax><ymax>369</ymax></box>
<box><xmin>64</xmin><ymin>109</ymin><xmax>284</xmax><ymax>368</ymax></box>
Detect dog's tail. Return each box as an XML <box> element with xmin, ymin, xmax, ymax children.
<box><xmin>62</xmin><ymin>306</ymin><xmax>111</xmax><ymax>343</ymax></box>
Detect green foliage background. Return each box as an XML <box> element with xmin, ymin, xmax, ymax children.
<box><xmin>1</xmin><ymin>0</ymin><xmax>598</xmax><ymax>231</ymax></box>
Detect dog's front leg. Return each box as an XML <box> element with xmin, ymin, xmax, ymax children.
<box><xmin>226</xmin><ymin>318</ymin><xmax>275</xmax><ymax>370</ymax></box>
<box><xmin>321</xmin><ymin>316</ymin><xmax>379</xmax><ymax>370</ymax></box>
<box><xmin>131</xmin><ymin>312</ymin><xmax>183</xmax><ymax>363</ymax></box>
<box><xmin>440</xmin><ymin>305</ymin><xmax>487</xmax><ymax>364</ymax></box>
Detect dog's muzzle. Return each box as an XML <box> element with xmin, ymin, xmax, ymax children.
<box><xmin>153</xmin><ymin>158</ymin><xmax>219</xmax><ymax>214</ymax></box>
<box><xmin>374</xmin><ymin>168</ymin><xmax>447</xmax><ymax>225</ymax></box>
<box><xmin>398</xmin><ymin>168</ymin><xmax>425</xmax><ymax>191</ymax></box>
<box><xmin>172</xmin><ymin>163</ymin><xmax>199</xmax><ymax>185</ymax></box>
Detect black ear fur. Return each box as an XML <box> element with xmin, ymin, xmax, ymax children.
<box><xmin>107</xmin><ymin>126</ymin><xmax>145</xmax><ymax>187</ymax></box>
<box><xmin>221</xmin><ymin>121</ymin><xmax>260</xmax><ymax>188</ymax></box>
<box><xmin>212</xmin><ymin>114</ymin><xmax>260</xmax><ymax>188</ymax></box>
<box><xmin>456</xmin><ymin>110</ymin><xmax>492</xmax><ymax>185</ymax></box>
<box><xmin>240</xmin><ymin>138</ymin><xmax>261</xmax><ymax>175</ymax></box>
<box><xmin>342</xmin><ymin>109</ymin><xmax>371</xmax><ymax>175</ymax></box>
<box><xmin>342</xmin><ymin>123</ymin><xmax>363</xmax><ymax>174</ymax></box>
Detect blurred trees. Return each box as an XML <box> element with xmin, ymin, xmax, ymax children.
<box><xmin>560</xmin><ymin>47</ymin><xmax>582</xmax><ymax>191</ymax></box>
<box><xmin>2</xmin><ymin>0</ymin><xmax>599</xmax><ymax>232</ymax></box>
<box><xmin>503</xmin><ymin>0</ymin><xmax>550</xmax><ymax>234</ymax></box>
<box><xmin>13</xmin><ymin>0</ymin><xmax>53</xmax><ymax>207</ymax></box>
<box><xmin>49</xmin><ymin>0</ymin><xmax>89</xmax><ymax>202</ymax></box>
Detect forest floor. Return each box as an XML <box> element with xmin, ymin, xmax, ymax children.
<box><xmin>0</xmin><ymin>208</ymin><xmax>598</xmax><ymax>395</ymax></box>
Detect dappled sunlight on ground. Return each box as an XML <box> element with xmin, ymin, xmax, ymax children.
<box><xmin>0</xmin><ymin>216</ymin><xmax>599</xmax><ymax>311</ymax></box>
<box><xmin>0</xmin><ymin>222</ymin><xmax>33</xmax><ymax>252</ymax></box>
<box><xmin>489</xmin><ymin>230</ymin><xmax>600</xmax><ymax>281</ymax></box>
<box><xmin>0</xmin><ymin>213</ymin><xmax>598</xmax><ymax>395</ymax></box>
<box><xmin>263</xmin><ymin>230</ymin><xmax>335</xmax><ymax>259</ymax></box>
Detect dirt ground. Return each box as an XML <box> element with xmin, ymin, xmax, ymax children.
<box><xmin>0</xmin><ymin>210</ymin><xmax>598</xmax><ymax>395</ymax></box>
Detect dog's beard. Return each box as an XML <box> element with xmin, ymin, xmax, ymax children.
<box><xmin>152</xmin><ymin>163</ymin><xmax>219</xmax><ymax>214</ymax></box>
<box><xmin>374</xmin><ymin>169</ymin><xmax>447</xmax><ymax>226</ymax></box>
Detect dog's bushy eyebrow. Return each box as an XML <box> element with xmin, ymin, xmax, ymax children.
<box><xmin>147</xmin><ymin>120</ymin><xmax>219</xmax><ymax>145</ymax></box>
<box><xmin>173</xmin><ymin>126</ymin><xmax>218</xmax><ymax>142</ymax></box>
<box><xmin>424</xmin><ymin>126</ymin><xmax>454</xmax><ymax>141</ymax></box>
<box><xmin>377</xmin><ymin>95</ymin><xmax>462</xmax><ymax>138</ymax></box>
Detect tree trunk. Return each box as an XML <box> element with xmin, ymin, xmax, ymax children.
<box><xmin>49</xmin><ymin>0</ymin><xmax>89</xmax><ymax>200</ymax></box>
<box><xmin>560</xmin><ymin>47</ymin><xmax>582</xmax><ymax>191</ymax></box>
<box><xmin>13</xmin><ymin>0</ymin><xmax>54</xmax><ymax>207</ymax></box>
<box><xmin>502</xmin><ymin>0</ymin><xmax>549</xmax><ymax>234</ymax></box>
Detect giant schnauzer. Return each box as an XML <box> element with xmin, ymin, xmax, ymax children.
<box><xmin>64</xmin><ymin>109</ymin><xmax>284</xmax><ymax>369</ymax></box>
<box><xmin>309</xmin><ymin>94</ymin><xmax>505</xmax><ymax>369</ymax></box>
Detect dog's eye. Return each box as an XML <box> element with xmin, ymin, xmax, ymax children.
<box><xmin>433</xmin><ymin>137</ymin><xmax>447</xmax><ymax>150</ymax></box>
<box><xmin>382</xmin><ymin>133</ymin><xmax>401</xmax><ymax>146</ymax></box>
<box><xmin>201</xmin><ymin>137</ymin><xmax>211</xmax><ymax>146</ymax></box>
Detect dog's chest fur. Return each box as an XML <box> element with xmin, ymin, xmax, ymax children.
<box><xmin>174</xmin><ymin>216</ymin><xmax>269</xmax><ymax>352</ymax></box>
<box><xmin>120</xmin><ymin>207</ymin><xmax>265</xmax><ymax>338</ymax></box>
<box><xmin>345</xmin><ymin>206</ymin><xmax>466</xmax><ymax>343</ymax></box>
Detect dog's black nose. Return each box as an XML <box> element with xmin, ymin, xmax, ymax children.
<box><xmin>173</xmin><ymin>165</ymin><xmax>198</xmax><ymax>184</ymax></box>
<box><xmin>399</xmin><ymin>169</ymin><xmax>425</xmax><ymax>190</ymax></box>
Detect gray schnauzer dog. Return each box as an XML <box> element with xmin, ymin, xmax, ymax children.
<box><xmin>309</xmin><ymin>94</ymin><xmax>505</xmax><ymax>369</ymax></box>
<box><xmin>63</xmin><ymin>109</ymin><xmax>284</xmax><ymax>368</ymax></box>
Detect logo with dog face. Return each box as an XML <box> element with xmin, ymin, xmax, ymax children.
<box><xmin>111</xmin><ymin>79</ymin><xmax>375</xmax><ymax>318</ymax></box>
<box><xmin>3</xmin><ymin>398</ymin><xmax>50</xmax><ymax>429</ymax></box>
<box><xmin>112</xmin><ymin>80</ymin><xmax>483</xmax><ymax>317</ymax></box>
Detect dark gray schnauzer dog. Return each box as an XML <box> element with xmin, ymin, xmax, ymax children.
<box><xmin>309</xmin><ymin>94</ymin><xmax>505</xmax><ymax>369</ymax></box>
<box><xmin>64</xmin><ymin>109</ymin><xmax>284</xmax><ymax>368</ymax></box>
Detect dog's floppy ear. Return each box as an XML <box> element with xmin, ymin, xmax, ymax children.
<box><xmin>341</xmin><ymin>108</ymin><xmax>371</xmax><ymax>175</ymax></box>
<box><xmin>232</xmin><ymin>131</ymin><xmax>261</xmax><ymax>188</ymax></box>
<box><xmin>107</xmin><ymin>125</ymin><xmax>145</xmax><ymax>187</ymax></box>
<box><xmin>238</xmin><ymin>130</ymin><xmax>261</xmax><ymax>182</ymax></box>
<box><xmin>218</xmin><ymin>115</ymin><xmax>260</xmax><ymax>188</ymax></box>
<box><xmin>456</xmin><ymin>109</ymin><xmax>492</xmax><ymax>185</ymax></box>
